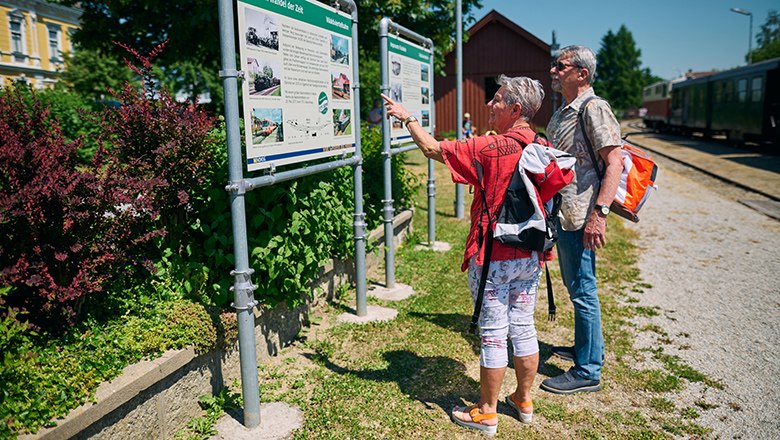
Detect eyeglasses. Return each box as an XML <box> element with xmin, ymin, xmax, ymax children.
<box><xmin>551</xmin><ymin>61</ymin><xmax>579</xmax><ymax>71</ymax></box>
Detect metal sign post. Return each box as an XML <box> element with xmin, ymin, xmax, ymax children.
<box><xmin>454</xmin><ymin>0</ymin><xmax>465</xmax><ymax>219</ymax></box>
<box><xmin>374</xmin><ymin>18</ymin><xmax>448</xmax><ymax>301</ymax></box>
<box><xmin>217</xmin><ymin>0</ymin><xmax>366</xmax><ymax>429</ymax></box>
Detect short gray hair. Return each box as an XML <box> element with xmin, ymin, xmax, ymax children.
<box><xmin>557</xmin><ymin>45</ymin><xmax>597</xmax><ymax>83</ymax></box>
<box><xmin>496</xmin><ymin>75</ymin><xmax>545</xmax><ymax>122</ymax></box>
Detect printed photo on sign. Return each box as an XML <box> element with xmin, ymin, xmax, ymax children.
<box><xmin>330</xmin><ymin>70</ymin><xmax>350</xmax><ymax>100</ymax></box>
<box><xmin>330</xmin><ymin>34</ymin><xmax>349</xmax><ymax>65</ymax></box>
<box><xmin>420</xmin><ymin>63</ymin><xmax>429</xmax><ymax>82</ymax></box>
<box><xmin>421</xmin><ymin>86</ymin><xmax>429</xmax><ymax>104</ymax></box>
<box><xmin>251</xmin><ymin>108</ymin><xmax>283</xmax><ymax>145</ymax></box>
<box><xmin>421</xmin><ymin>110</ymin><xmax>430</xmax><ymax>127</ymax></box>
<box><xmin>391</xmin><ymin>55</ymin><xmax>401</xmax><ymax>76</ymax></box>
<box><xmin>333</xmin><ymin>109</ymin><xmax>352</xmax><ymax>136</ymax></box>
<box><xmin>247</xmin><ymin>58</ymin><xmax>281</xmax><ymax>96</ymax></box>
<box><xmin>392</xmin><ymin>117</ymin><xmax>402</xmax><ymax>130</ymax></box>
<box><xmin>391</xmin><ymin>82</ymin><xmax>402</xmax><ymax>103</ymax></box>
<box><xmin>245</xmin><ymin>9</ymin><xmax>278</xmax><ymax>51</ymax></box>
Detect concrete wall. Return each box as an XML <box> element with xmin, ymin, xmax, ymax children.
<box><xmin>23</xmin><ymin>210</ymin><xmax>413</xmax><ymax>440</ymax></box>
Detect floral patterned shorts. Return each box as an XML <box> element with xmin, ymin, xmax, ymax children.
<box><xmin>468</xmin><ymin>253</ymin><xmax>542</xmax><ymax>368</ymax></box>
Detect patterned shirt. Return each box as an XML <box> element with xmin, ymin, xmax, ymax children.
<box><xmin>440</xmin><ymin>128</ymin><xmax>542</xmax><ymax>272</ymax></box>
<box><xmin>547</xmin><ymin>88</ymin><xmax>622</xmax><ymax>231</ymax></box>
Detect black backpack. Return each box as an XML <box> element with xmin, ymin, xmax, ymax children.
<box><xmin>468</xmin><ymin>133</ymin><xmax>563</xmax><ymax>334</ymax></box>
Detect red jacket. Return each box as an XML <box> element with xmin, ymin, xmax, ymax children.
<box><xmin>440</xmin><ymin>128</ymin><xmax>549</xmax><ymax>271</ymax></box>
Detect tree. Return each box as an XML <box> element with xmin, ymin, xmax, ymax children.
<box><xmin>751</xmin><ymin>10</ymin><xmax>780</xmax><ymax>63</ymax></box>
<box><xmin>61</xmin><ymin>48</ymin><xmax>137</xmax><ymax>101</ymax></box>
<box><xmin>53</xmin><ymin>0</ymin><xmax>222</xmax><ymax>109</ymax></box>
<box><xmin>54</xmin><ymin>0</ymin><xmax>483</xmax><ymax>115</ymax></box>
<box><xmin>594</xmin><ymin>25</ymin><xmax>646</xmax><ymax>112</ymax></box>
<box><xmin>355</xmin><ymin>0</ymin><xmax>482</xmax><ymax>115</ymax></box>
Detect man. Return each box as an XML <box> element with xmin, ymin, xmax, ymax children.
<box><xmin>540</xmin><ymin>45</ymin><xmax>623</xmax><ymax>395</ymax></box>
<box><xmin>382</xmin><ymin>76</ymin><xmax>547</xmax><ymax>434</ymax></box>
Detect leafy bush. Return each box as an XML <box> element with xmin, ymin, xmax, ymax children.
<box><xmin>0</xmin><ymin>87</ymin><xmax>161</xmax><ymax>329</ymax></box>
<box><xmin>360</xmin><ymin>123</ymin><xmax>422</xmax><ymax>229</ymax></box>
<box><xmin>0</xmin><ymin>300</ymin><xmax>222</xmax><ymax>437</ymax></box>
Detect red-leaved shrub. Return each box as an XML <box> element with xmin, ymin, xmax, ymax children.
<box><xmin>97</xmin><ymin>41</ymin><xmax>218</xmax><ymax>245</ymax></box>
<box><xmin>0</xmin><ymin>88</ymin><xmax>162</xmax><ymax>329</ymax></box>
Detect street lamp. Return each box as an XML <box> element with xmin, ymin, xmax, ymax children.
<box><xmin>730</xmin><ymin>7</ymin><xmax>753</xmax><ymax>65</ymax></box>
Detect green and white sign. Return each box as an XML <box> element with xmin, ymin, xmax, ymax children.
<box><xmin>238</xmin><ymin>0</ymin><xmax>355</xmax><ymax>171</ymax></box>
<box><xmin>387</xmin><ymin>34</ymin><xmax>433</xmax><ymax>145</ymax></box>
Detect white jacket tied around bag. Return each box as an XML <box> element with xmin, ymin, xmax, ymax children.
<box><xmin>493</xmin><ymin>143</ymin><xmax>576</xmax><ymax>252</ymax></box>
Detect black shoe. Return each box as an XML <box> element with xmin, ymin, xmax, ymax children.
<box><xmin>540</xmin><ymin>370</ymin><xmax>601</xmax><ymax>395</ymax></box>
<box><xmin>550</xmin><ymin>346</ymin><xmax>574</xmax><ymax>362</ymax></box>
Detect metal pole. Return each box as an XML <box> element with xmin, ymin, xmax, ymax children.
<box><xmin>217</xmin><ymin>0</ymin><xmax>260</xmax><ymax>428</ymax></box>
<box><xmin>428</xmin><ymin>44</ymin><xmax>436</xmax><ymax>245</ymax></box>
<box><xmin>748</xmin><ymin>13</ymin><xmax>753</xmax><ymax>65</ymax></box>
<box><xmin>454</xmin><ymin>0</ymin><xmax>465</xmax><ymax>219</ymax></box>
<box><xmin>346</xmin><ymin>0</ymin><xmax>368</xmax><ymax>317</ymax></box>
<box><xmin>730</xmin><ymin>8</ymin><xmax>753</xmax><ymax>65</ymax></box>
<box><xmin>379</xmin><ymin>18</ymin><xmax>395</xmax><ymax>289</ymax></box>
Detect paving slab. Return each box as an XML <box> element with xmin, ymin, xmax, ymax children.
<box><xmin>336</xmin><ymin>305</ymin><xmax>398</xmax><ymax>324</ymax></box>
<box><xmin>367</xmin><ymin>282</ymin><xmax>416</xmax><ymax>301</ymax></box>
<box><xmin>414</xmin><ymin>241</ymin><xmax>452</xmax><ymax>252</ymax></box>
<box><xmin>211</xmin><ymin>402</ymin><xmax>302</xmax><ymax>440</ymax></box>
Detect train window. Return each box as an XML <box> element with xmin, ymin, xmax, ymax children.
<box><xmin>656</xmin><ymin>84</ymin><xmax>663</xmax><ymax>95</ymax></box>
<box><xmin>737</xmin><ymin>79</ymin><xmax>747</xmax><ymax>103</ymax></box>
<box><xmin>662</xmin><ymin>85</ymin><xmax>668</xmax><ymax>98</ymax></box>
<box><xmin>751</xmin><ymin>76</ymin><xmax>763</xmax><ymax>102</ymax></box>
<box><xmin>724</xmin><ymin>80</ymin><xmax>733</xmax><ymax>102</ymax></box>
<box><xmin>713</xmin><ymin>83</ymin><xmax>721</xmax><ymax>103</ymax></box>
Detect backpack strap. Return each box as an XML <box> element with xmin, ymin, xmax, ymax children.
<box><xmin>469</xmin><ymin>188</ymin><xmax>494</xmax><ymax>334</ymax></box>
<box><xmin>577</xmin><ymin>96</ymin><xmax>606</xmax><ymax>181</ymax></box>
<box><xmin>469</xmin><ymin>131</ymin><xmax>528</xmax><ymax>334</ymax></box>
<box><xmin>469</xmin><ymin>131</ymin><xmax>559</xmax><ymax>332</ymax></box>
<box><xmin>545</xmin><ymin>262</ymin><xmax>556</xmax><ymax>321</ymax></box>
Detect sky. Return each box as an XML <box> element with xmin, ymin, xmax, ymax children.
<box><xmin>476</xmin><ymin>0</ymin><xmax>777</xmax><ymax>80</ymax></box>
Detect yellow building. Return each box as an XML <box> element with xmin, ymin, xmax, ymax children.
<box><xmin>0</xmin><ymin>0</ymin><xmax>80</xmax><ymax>88</ymax></box>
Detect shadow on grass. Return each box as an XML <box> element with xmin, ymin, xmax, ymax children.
<box><xmin>407</xmin><ymin>311</ymin><xmax>480</xmax><ymax>356</ymax></box>
<box><xmin>407</xmin><ymin>311</ymin><xmax>567</xmax><ymax>378</ymax></box>
<box><xmin>309</xmin><ymin>350</ymin><xmax>480</xmax><ymax>414</ymax></box>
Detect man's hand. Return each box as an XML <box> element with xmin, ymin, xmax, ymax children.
<box><xmin>583</xmin><ymin>210</ymin><xmax>607</xmax><ymax>250</ymax></box>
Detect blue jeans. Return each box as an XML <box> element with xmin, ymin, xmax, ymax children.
<box><xmin>555</xmin><ymin>224</ymin><xmax>603</xmax><ymax>381</ymax></box>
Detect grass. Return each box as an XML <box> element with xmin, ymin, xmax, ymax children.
<box><xmin>232</xmin><ymin>149</ymin><xmax>718</xmax><ymax>438</ymax></box>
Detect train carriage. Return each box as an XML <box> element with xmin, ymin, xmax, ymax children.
<box><xmin>643</xmin><ymin>58</ymin><xmax>779</xmax><ymax>145</ymax></box>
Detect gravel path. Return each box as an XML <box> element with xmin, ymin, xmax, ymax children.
<box><xmin>625</xmin><ymin>154</ymin><xmax>780</xmax><ymax>439</ymax></box>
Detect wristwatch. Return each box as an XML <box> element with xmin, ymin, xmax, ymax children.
<box><xmin>403</xmin><ymin>115</ymin><xmax>418</xmax><ymax>127</ymax></box>
<box><xmin>596</xmin><ymin>204</ymin><xmax>610</xmax><ymax>216</ymax></box>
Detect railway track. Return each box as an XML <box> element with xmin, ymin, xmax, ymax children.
<box><xmin>621</xmin><ymin>120</ymin><xmax>780</xmax><ymax>220</ymax></box>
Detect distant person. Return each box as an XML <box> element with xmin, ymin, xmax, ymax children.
<box><xmin>462</xmin><ymin>112</ymin><xmax>474</xmax><ymax>138</ymax></box>
<box><xmin>382</xmin><ymin>75</ymin><xmax>549</xmax><ymax>435</ymax></box>
<box><xmin>367</xmin><ymin>99</ymin><xmax>383</xmax><ymax>128</ymax></box>
<box><xmin>541</xmin><ymin>45</ymin><xmax>623</xmax><ymax>395</ymax></box>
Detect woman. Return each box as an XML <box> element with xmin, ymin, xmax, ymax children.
<box><xmin>381</xmin><ymin>75</ymin><xmax>548</xmax><ymax>435</ymax></box>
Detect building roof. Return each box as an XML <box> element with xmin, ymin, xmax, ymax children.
<box><xmin>467</xmin><ymin>10</ymin><xmax>549</xmax><ymax>53</ymax></box>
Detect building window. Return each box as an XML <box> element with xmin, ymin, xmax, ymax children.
<box><xmin>49</xmin><ymin>28</ymin><xmax>61</xmax><ymax>61</ymax></box>
<box><xmin>751</xmin><ymin>76</ymin><xmax>763</xmax><ymax>102</ymax></box>
<box><xmin>9</xmin><ymin>15</ymin><xmax>26</xmax><ymax>62</ymax></box>
<box><xmin>484</xmin><ymin>76</ymin><xmax>500</xmax><ymax>104</ymax></box>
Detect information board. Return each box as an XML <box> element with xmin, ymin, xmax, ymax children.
<box><xmin>387</xmin><ymin>34</ymin><xmax>433</xmax><ymax>145</ymax></box>
<box><xmin>237</xmin><ymin>0</ymin><xmax>356</xmax><ymax>171</ymax></box>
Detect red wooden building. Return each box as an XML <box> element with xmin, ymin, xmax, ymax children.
<box><xmin>434</xmin><ymin>10</ymin><xmax>552</xmax><ymax>137</ymax></box>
